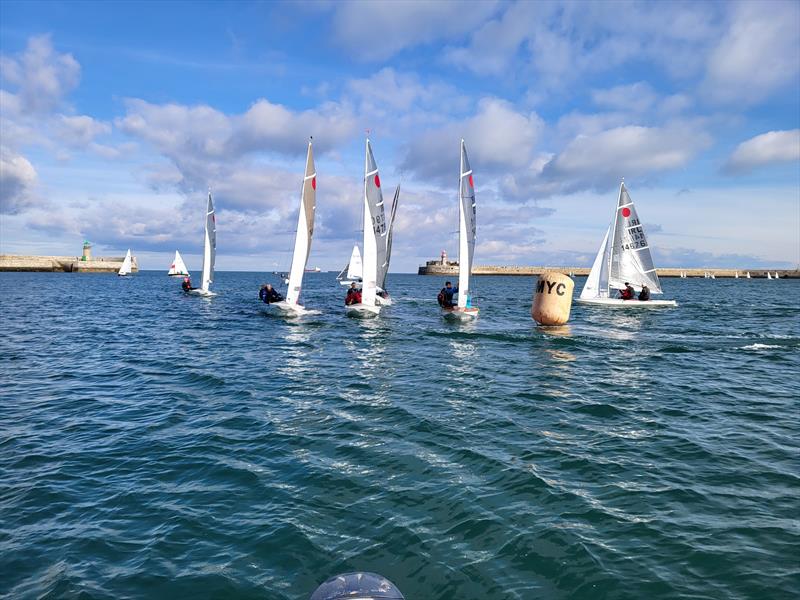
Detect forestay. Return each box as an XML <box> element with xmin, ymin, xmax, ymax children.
<box><xmin>458</xmin><ymin>140</ymin><xmax>476</xmax><ymax>308</ymax></box>
<box><xmin>361</xmin><ymin>139</ymin><xmax>388</xmax><ymax>307</ymax></box>
<box><xmin>200</xmin><ymin>191</ymin><xmax>216</xmax><ymax>293</ymax></box>
<box><xmin>285</xmin><ymin>141</ymin><xmax>316</xmax><ymax>306</ymax></box>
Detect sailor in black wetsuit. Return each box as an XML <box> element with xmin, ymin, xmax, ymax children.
<box><xmin>437</xmin><ymin>281</ymin><xmax>457</xmax><ymax>308</ymax></box>
<box><xmin>638</xmin><ymin>284</ymin><xmax>650</xmax><ymax>301</ymax></box>
<box><xmin>182</xmin><ymin>277</ymin><xmax>194</xmax><ymax>292</ymax></box>
<box><xmin>619</xmin><ymin>282</ymin><xmax>635</xmax><ymax>300</ymax></box>
<box><xmin>259</xmin><ymin>283</ymin><xmax>283</xmax><ymax>304</ymax></box>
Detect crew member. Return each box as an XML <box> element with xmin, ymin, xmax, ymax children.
<box><xmin>182</xmin><ymin>277</ymin><xmax>194</xmax><ymax>292</ymax></box>
<box><xmin>259</xmin><ymin>283</ymin><xmax>283</xmax><ymax>304</ymax></box>
<box><xmin>619</xmin><ymin>282</ymin><xmax>635</xmax><ymax>300</ymax></box>
<box><xmin>638</xmin><ymin>284</ymin><xmax>650</xmax><ymax>301</ymax></box>
<box><xmin>437</xmin><ymin>281</ymin><xmax>457</xmax><ymax>308</ymax></box>
<box><xmin>345</xmin><ymin>282</ymin><xmax>362</xmax><ymax>305</ymax></box>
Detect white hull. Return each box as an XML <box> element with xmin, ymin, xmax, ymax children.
<box><xmin>345</xmin><ymin>303</ymin><xmax>381</xmax><ymax>318</ymax></box>
<box><xmin>267</xmin><ymin>300</ymin><xmax>314</xmax><ymax>317</ymax></box>
<box><xmin>188</xmin><ymin>289</ymin><xmax>217</xmax><ymax>297</ymax></box>
<box><xmin>577</xmin><ymin>297</ymin><xmax>677</xmax><ymax>308</ymax></box>
<box><xmin>376</xmin><ymin>294</ymin><xmax>392</xmax><ymax>306</ymax></box>
<box><xmin>442</xmin><ymin>306</ymin><xmax>479</xmax><ymax>321</ymax></box>
<box><xmin>339</xmin><ymin>279</ymin><xmax>362</xmax><ymax>287</ymax></box>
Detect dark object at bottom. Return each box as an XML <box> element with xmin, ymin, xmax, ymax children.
<box><xmin>310</xmin><ymin>572</ymin><xmax>404</xmax><ymax>600</ymax></box>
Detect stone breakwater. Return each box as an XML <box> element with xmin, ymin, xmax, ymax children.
<box><xmin>418</xmin><ymin>263</ymin><xmax>799</xmax><ymax>278</ymax></box>
<box><xmin>0</xmin><ymin>255</ymin><xmax>138</xmax><ymax>273</ymax></box>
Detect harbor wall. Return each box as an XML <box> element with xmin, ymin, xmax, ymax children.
<box><xmin>418</xmin><ymin>263</ymin><xmax>799</xmax><ymax>279</ymax></box>
<box><xmin>0</xmin><ymin>255</ymin><xmax>139</xmax><ymax>273</ymax></box>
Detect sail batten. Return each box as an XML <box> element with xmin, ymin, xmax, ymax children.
<box><xmin>285</xmin><ymin>141</ymin><xmax>316</xmax><ymax>306</ymax></box>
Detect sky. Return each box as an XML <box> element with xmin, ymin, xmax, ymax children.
<box><xmin>1</xmin><ymin>0</ymin><xmax>799</xmax><ymax>272</ymax></box>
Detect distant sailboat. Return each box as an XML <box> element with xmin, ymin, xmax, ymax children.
<box><xmin>767</xmin><ymin>272</ymin><xmax>772</xmax><ymax>280</ymax></box>
<box><xmin>577</xmin><ymin>181</ymin><xmax>677</xmax><ymax>307</ymax></box>
<box><xmin>168</xmin><ymin>250</ymin><xmax>189</xmax><ymax>277</ymax></box>
<box><xmin>746</xmin><ymin>271</ymin><xmax>751</xmax><ymax>279</ymax></box>
<box><xmin>710</xmin><ymin>273</ymin><xmax>716</xmax><ymax>279</ymax></box>
<box><xmin>188</xmin><ymin>191</ymin><xmax>216</xmax><ymax>296</ymax></box>
<box><xmin>337</xmin><ymin>244</ymin><xmax>363</xmax><ymax>286</ymax></box>
<box><xmin>346</xmin><ymin>138</ymin><xmax>387</xmax><ymax>318</ymax></box>
<box><xmin>442</xmin><ymin>139</ymin><xmax>479</xmax><ymax>320</ymax></box>
<box><xmin>268</xmin><ymin>139</ymin><xmax>316</xmax><ymax>316</ymax></box>
<box><xmin>735</xmin><ymin>271</ymin><xmax>739</xmax><ymax>279</ymax></box>
<box><xmin>774</xmin><ymin>271</ymin><xmax>780</xmax><ymax>279</ymax></box>
<box><xmin>118</xmin><ymin>249</ymin><xmax>133</xmax><ymax>277</ymax></box>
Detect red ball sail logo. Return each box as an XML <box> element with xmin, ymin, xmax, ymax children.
<box><xmin>621</xmin><ymin>207</ymin><xmax>631</xmax><ymax>218</ymax></box>
<box><xmin>311</xmin><ymin>177</ymin><xmax>316</xmax><ymax>190</ymax></box>
<box><xmin>469</xmin><ymin>174</ymin><xmax>474</xmax><ymax>188</ymax></box>
<box><xmin>374</xmin><ymin>174</ymin><xmax>381</xmax><ymax>188</ymax></box>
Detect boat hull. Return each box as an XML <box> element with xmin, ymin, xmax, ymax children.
<box><xmin>188</xmin><ymin>288</ymin><xmax>216</xmax><ymax>297</ymax></box>
<box><xmin>576</xmin><ymin>297</ymin><xmax>677</xmax><ymax>308</ymax></box>
<box><xmin>266</xmin><ymin>300</ymin><xmax>312</xmax><ymax>316</ymax></box>
<box><xmin>376</xmin><ymin>294</ymin><xmax>392</xmax><ymax>306</ymax></box>
<box><xmin>345</xmin><ymin>303</ymin><xmax>380</xmax><ymax>318</ymax></box>
<box><xmin>441</xmin><ymin>306</ymin><xmax>479</xmax><ymax>320</ymax></box>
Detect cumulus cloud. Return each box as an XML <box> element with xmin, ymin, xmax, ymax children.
<box><xmin>0</xmin><ymin>148</ymin><xmax>38</xmax><ymax>214</ymax></box>
<box><xmin>724</xmin><ymin>129</ymin><xmax>800</xmax><ymax>174</ymax></box>
<box><xmin>57</xmin><ymin>115</ymin><xmax>112</xmax><ymax>147</ymax></box>
<box><xmin>330</xmin><ymin>0</ymin><xmax>499</xmax><ymax>61</ymax></box>
<box><xmin>0</xmin><ymin>34</ymin><xmax>80</xmax><ymax>113</ymax></box>
<box><xmin>401</xmin><ymin>98</ymin><xmax>544</xmax><ymax>184</ymax></box>
<box><xmin>536</xmin><ymin>122</ymin><xmax>713</xmax><ymax>195</ymax></box>
<box><xmin>705</xmin><ymin>1</ymin><xmax>800</xmax><ymax>105</ymax></box>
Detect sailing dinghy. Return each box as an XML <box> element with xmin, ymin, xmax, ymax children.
<box><xmin>189</xmin><ymin>191</ymin><xmax>216</xmax><ymax>296</ymax></box>
<box><xmin>346</xmin><ymin>138</ymin><xmax>387</xmax><ymax>318</ymax></box>
<box><xmin>577</xmin><ymin>181</ymin><xmax>676</xmax><ymax>308</ymax></box>
<box><xmin>168</xmin><ymin>250</ymin><xmax>189</xmax><ymax>277</ymax></box>
<box><xmin>337</xmin><ymin>244</ymin><xmax>363</xmax><ymax>287</ymax></box>
<box><xmin>118</xmin><ymin>249</ymin><xmax>133</xmax><ymax>276</ymax></box>
<box><xmin>267</xmin><ymin>139</ymin><xmax>317</xmax><ymax>316</ymax></box>
<box><xmin>442</xmin><ymin>139</ymin><xmax>479</xmax><ymax>320</ymax></box>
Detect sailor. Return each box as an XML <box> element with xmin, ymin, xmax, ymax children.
<box><xmin>619</xmin><ymin>282</ymin><xmax>635</xmax><ymax>300</ymax></box>
<box><xmin>437</xmin><ymin>281</ymin><xmax>457</xmax><ymax>308</ymax></box>
<box><xmin>638</xmin><ymin>283</ymin><xmax>651</xmax><ymax>301</ymax></box>
<box><xmin>259</xmin><ymin>283</ymin><xmax>283</xmax><ymax>304</ymax></box>
<box><xmin>345</xmin><ymin>282</ymin><xmax>362</xmax><ymax>305</ymax></box>
<box><xmin>182</xmin><ymin>277</ymin><xmax>194</xmax><ymax>292</ymax></box>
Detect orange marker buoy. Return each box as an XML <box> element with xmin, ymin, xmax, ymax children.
<box><xmin>531</xmin><ymin>272</ymin><xmax>574</xmax><ymax>325</ymax></box>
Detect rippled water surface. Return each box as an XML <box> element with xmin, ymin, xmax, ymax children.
<box><xmin>1</xmin><ymin>271</ymin><xmax>798</xmax><ymax>599</ymax></box>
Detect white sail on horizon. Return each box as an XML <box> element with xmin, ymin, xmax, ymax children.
<box><xmin>345</xmin><ymin>244</ymin><xmax>363</xmax><ymax>281</ymax></box>
<box><xmin>285</xmin><ymin>140</ymin><xmax>316</xmax><ymax>306</ymax></box>
<box><xmin>200</xmin><ymin>191</ymin><xmax>216</xmax><ymax>293</ymax></box>
<box><xmin>168</xmin><ymin>250</ymin><xmax>189</xmax><ymax>276</ymax></box>
<box><xmin>118</xmin><ymin>249</ymin><xmax>132</xmax><ymax>276</ymax></box>
<box><xmin>457</xmin><ymin>139</ymin><xmax>476</xmax><ymax>309</ymax></box>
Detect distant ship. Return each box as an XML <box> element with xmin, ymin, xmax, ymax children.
<box><xmin>304</xmin><ymin>266</ymin><xmax>321</xmax><ymax>272</ymax></box>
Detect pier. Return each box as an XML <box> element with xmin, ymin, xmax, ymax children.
<box><xmin>0</xmin><ymin>242</ymin><xmax>138</xmax><ymax>273</ymax></box>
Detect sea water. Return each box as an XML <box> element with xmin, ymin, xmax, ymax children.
<box><xmin>1</xmin><ymin>272</ymin><xmax>798</xmax><ymax>600</ymax></box>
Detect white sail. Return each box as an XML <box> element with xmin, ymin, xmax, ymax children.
<box><xmin>346</xmin><ymin>244</ymin><xmax>363</xmax><ymax>280</ymax></box>
<box><xmin>581</xmin><ymin>227</ymin><xmax>611</xmax><ymax>299</ymax></box>
<box><xmin>200</xmin><ymin>191</ymin><xmax>216</xmax><ymax>293</ymax></box>
<box><xmin>361</xmin><ymin>138</ymin><xmax>388</xmax><ymax>307</ymax></box>
<box><xmin>767</xmin><ymin>272</ymin><xmax>772</xmax><ymax>279</ymax></box>
<box><xmin>285</xmin><ymin>141</ymin><xmax>316</xmax><ymax>306</ymax></box>
<box><xmin>457</xmin><ymin>139</ymin><xmax>476</xmax><ymax>308</ymax></box>
<box><xmin>746</xmin><ymin>272</ymin><xmax>751</xmax><ymax>279</ymax></box>
<box><xmin>774</xmin><ymin>272</ymin><xmax>780</xmax><ymax>278</ymax></box>
<box><xmin>379</xmin><ymin>184</ymin><xmax>400</xmax><ymax>291</ymax></box>
<box><xmin>168</xmin><ymin>250</ymin><xmax>189</xmax><ymax>276</ymax></box>
<box><xmin>735</xmin><ymin>271</ymin><xmax>739</xmax><ymax>279</ymax></box>
<box><xmin>118</xmin><ymin>249</ymin><xmax>132</xmax><ymax>276</ymax></box>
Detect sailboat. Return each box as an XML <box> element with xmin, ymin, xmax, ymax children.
<box><xmin>188</xmin><ymin>191</ymin><xmax>216</xmax><ymax>296</ymax></box>
<box><xmin>442</xmin><ymin>139</ymin><xmax>479</xmax><ymax>320</ymax></box>
<box><xmin>735</xmin><ymin>271</ymin><xmax>739</xmax><ymax>279</ymax></box>
<box><xmin>746</xmin><ymin>271</ymin><xmax>751</xmax><ymax>279</ymax></box>
<box><xmin>767</xmin><ymin>272</ymin><xmax>772</xmax><ymax>279</ymax></box>
<box><xmin>710</xmin><ymin>273</ymin><xmax>716</xmax><ymax>279</ymax></box>
<box><xmin>774</xmin><ymin>271</ymin><xmax>780</xmax><ymax>279</ymax></box>
<box><xmin>118</xmin><ymin>249</ymin><xmax>133</xmax><ymax>276</ymax></box>
<box><xmin>346</xmin><ymin>138</ymin><xmax>387</xmax><ymax>318</ymax></box>
<box><xmin>168</xmin><ymin>250</ymin><xmax>189</xmax><ymax>277</ymax></box>
<box><xmin>268</xmin><ymin>139</ymin><xmax>317</xmax><ymax>316</ymax></box>
<box><xmin>577</xmin><ymin>181</ymin><xmax>677</xmax><ymax>307</ymax></box>
<box><xmin>376</xmin><ymin>183</ymin><xmax>400</xmax><ymax>306</ymax></box>
<box><xmin>337</xmin><ymin>244</ymin><xmax>363</xmax><ymax>286</ymax></box>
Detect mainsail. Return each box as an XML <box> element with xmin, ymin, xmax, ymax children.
<box><xmin>118</xmin><ymin>249</ymin><xmax>132</xmax><ymax>276</ymax></box>
<box><xmin>285</xmin><ymin>140</ymin><xmax>316</xmax><ymax>306</ymax></box>
<box><xmin>200</xmin><ymin>191</ymin><xmax>216</xmax><ymax>293</ymax></box>
<box><xmin>361</xmin><ymin>138</ymin><xmax>388</xmax><ymax>306</ymax></box>
<box><xmin>379</xmin><ymin>184</ymin><xmax>400</xmax><ymax>291</ymax></box>
<box><xmin>168</xmin><ymin>250</ymin><xmax>189</xmax><ymax>276</ymax></box>
<box><xmin>457</xmin><ymin>139</ymin><xmax>476</xmax><ymax>308</ymax></box>
<box><xmin>581</xmin><ymin>181</ymin><xmax>662</xmax><ymax>299</ymax></box>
